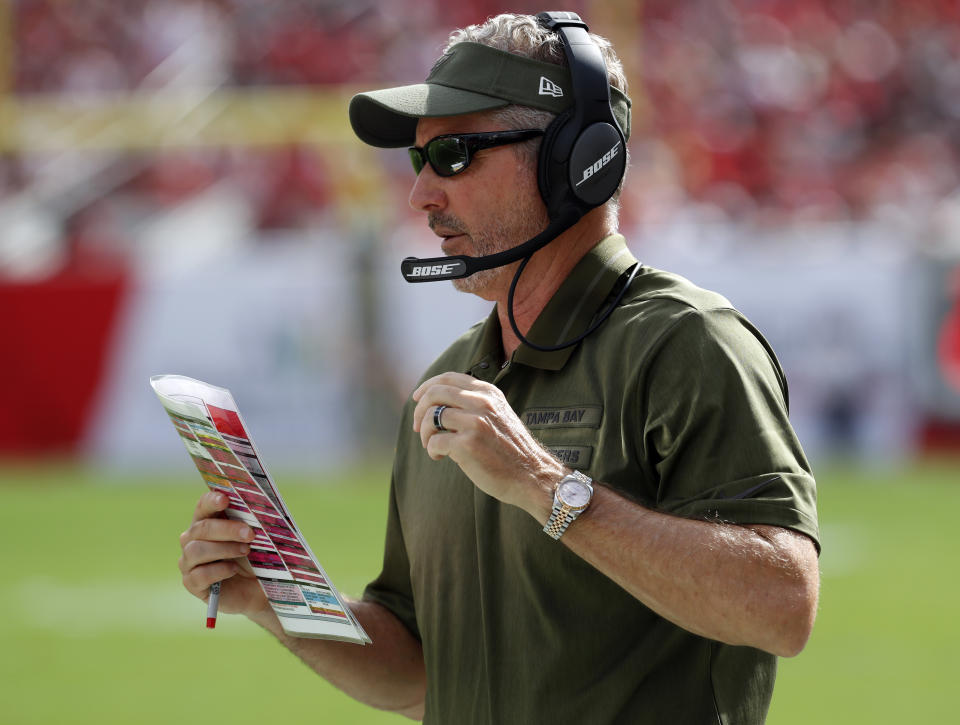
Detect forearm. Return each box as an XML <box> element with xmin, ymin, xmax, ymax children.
<box><xmin>249</xmin><ymin>599</ymin><xmax>426</xmax><ymax>719</ymax></box>
<box><xmin>410</xmin><ymin>373</ymin><xmax>818</xmax><ymax>656</ymax></box>
<box><xmin>524</xmin><ymin>483</ymin><xmax>819</xmax><ymax>657</ymax></box>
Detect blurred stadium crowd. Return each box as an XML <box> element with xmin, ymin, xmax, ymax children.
<box><xmin>632</xmin><ymin>1</ymin><xmax>960</xmax><ymax>238</ymax></box>
<box><xmin>2</xmin><ymin>0</ymin><xmax>960</xmax><ymax>463</ymax></box>
<box><xmin>3</xmin><ymin>1</ymin><xmax>959</xmax><ymax>236</ymax></box>
<box><xmin>2</xmin><ymin>0</ymin><xmax>958</xmax><ymax>250</ymax></box>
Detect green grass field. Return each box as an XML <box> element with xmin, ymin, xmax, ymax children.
<box><xmin>2</xmin><ymin>459</ymin><xmax>958</xmax><ymax>724</ymax></box>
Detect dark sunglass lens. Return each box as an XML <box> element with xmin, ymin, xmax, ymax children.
<box><xmin>428</xmin><ymin>137</ymin><xmax>469</xmax><ymax>176</ymax></box>
<box><xmin>408</xmin><ymin>148</ymin><xmax>425</xmax><ymax>175</ymax></box>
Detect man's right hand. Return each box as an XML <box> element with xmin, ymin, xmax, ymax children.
<box><xmin>178</xmin><ymin>491</ymin><xmax>426</xmax><ymax>718</ymax></box>
<box><xmin>178</xmin><ymin>490</ymin><xmax>272</xmax><ymax>620</ymax></box>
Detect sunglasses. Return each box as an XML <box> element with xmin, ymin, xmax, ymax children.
<box><xmin>408</xmin><ymin>129</ymin><xmax>544</xmax><ymax>177</ymax></box>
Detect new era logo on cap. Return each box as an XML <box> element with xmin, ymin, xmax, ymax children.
<box><xmin>538</xmin><ymin>76</ymin><xmax>563</xmax><ymax>98</ymax></box>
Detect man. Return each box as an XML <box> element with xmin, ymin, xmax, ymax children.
<box><xmin>179</xmin><ymin>12</ymin><xmax>819</xmax><ymax>724</ymax></box>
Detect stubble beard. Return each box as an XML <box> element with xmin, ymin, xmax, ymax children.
<box><xmin>432</xmin><ymin>196</ymin><xmax>550</xmax><ymax>297</ymax></box>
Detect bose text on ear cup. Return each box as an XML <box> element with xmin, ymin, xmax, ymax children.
<box><xmin>535</xmin><ymin>11</ymin><xmax>626</xmax><ymax>220</ymax></box>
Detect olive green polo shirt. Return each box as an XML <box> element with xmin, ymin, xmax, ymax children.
<box><xmin>364</xmin><ymin>234</ymin><xmax>819</xmax><ymax>724</ymax></box>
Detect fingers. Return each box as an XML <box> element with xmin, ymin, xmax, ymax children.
<box><xmin>180</xmin><ymin>490</ymin><xmax>257</xmax><ymax>600</ymax></box>
<box><xmin>182</xmin><ymin>515</ymin><xmax>255</xmax><ymax>546</ymax></box>
<box><xmin>181</xmin><ymin>559</ymin><xmax>239</xmax><ymax>600</ymax></box>
<box><xmin>184</xmin><ymin>491</ymin><xmax>255</xmax><ymax>542</ymax></box>
<box><xmin>411</xmin><ymin>373</ymin><xmax>508</xmax><ymax>460</ymax></box>
<box><xmin>411</xmin><ymin>371</ymin><xmax>478</xmax><ymax>402</ymax></box>
<box><xmin>410</xmin><ymin>372</ymin><xmax>564</xmax><ymax>509</ymax></box>
<box><xmin>424</xmin><ymin>421</ymin><xmax>454</xmax><ymax>461</ymax></box>
<box><xmin>411</xmin><ymin>385</ymin><xmax>468</xmax><ymax>433</ymax></box>
<box><xmin>411</xmin><ymin>375</ymin><xmax>496</xmax><ymax>433</ymax></box>
<box><xmin>414</xmin><ymin>398</ymin><xmax>462</xmax><ymax>455</ymax></box>
<box><xmin>417</xmin><ymin>406</ymin><xmax>457</xmax><ymax>459</ymax></box>
<box><xmin>178</xmin><ymin>538</ymin><xmax>252</xmax><ymax>574</ymax></box>
<box><xmin>191</xmin><ymin>489</ymin><xmax>229</xmax><ymax>524</ymax></box>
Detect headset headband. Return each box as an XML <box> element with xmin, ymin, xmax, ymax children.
<box><xmin>536</xmin><ymin>12</ymin><xmax>621</xmax><ymax>132</ymax></box>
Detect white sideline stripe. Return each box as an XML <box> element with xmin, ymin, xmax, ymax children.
<box><xmin>11</xmin><ymin>575</ymin><xmax>369</xmax><ymax>637</ymax></box>
<box><xmin>12</xmin><ymin>576</ymin><xmax>260</xmax><ymax>637</ymax></box>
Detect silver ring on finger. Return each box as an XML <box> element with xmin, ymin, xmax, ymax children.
<box><xmin>433</xmin><ymin>404</ymin><xmax>449</xmax><ymax>432</ymax></box>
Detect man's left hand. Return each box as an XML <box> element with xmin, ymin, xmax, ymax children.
<box><xmin>412</xmin><ymin>372</ymin><xmax>565</xmax><ymax>518</ymax></box>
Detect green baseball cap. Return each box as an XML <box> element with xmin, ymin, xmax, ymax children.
<box><xmin>349</xmin><ymin>41</ymin><xmax>631</xmax><ymax>148</ymax></box>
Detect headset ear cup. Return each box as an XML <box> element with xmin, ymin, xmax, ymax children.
<box><xmin>537</xmin><ymin>108</ymin><xmax>576</xmax><ymax>217</ymax></box>
<box><xmin>568</xmin><ymin>122</ymin><xmax>626</xmax><ymax>207</ymax></box>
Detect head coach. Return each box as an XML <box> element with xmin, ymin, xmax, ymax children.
<box><xmin>179</xmin><ymin>11</ymin><xmax>820</xmax><ymax>724</ymax></box>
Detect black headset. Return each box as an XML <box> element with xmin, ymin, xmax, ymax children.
<box><xmin>401</xmin><ymin>10</ymin><xmax>637</xmax><ymax>352</ymax></box>
<box><xmin>535</xmin><ymin>10</ymin><xmax>627</xmax><ymax>222</ymax></box>
<box><xmin>401</xmin><ymin>11</ymin><xmax>626</xmax><ymax>284</ymax></box>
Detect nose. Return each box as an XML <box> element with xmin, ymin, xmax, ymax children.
<box><xmin>408</xmin><ymin>164</ymin><xmax>447</xmax><ymax>213</ymax></box>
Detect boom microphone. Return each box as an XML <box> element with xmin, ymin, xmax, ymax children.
<box><xmin>400</xmin><ymin>207</ymin><xmax>581</xmax><ymax>283</ymax></box>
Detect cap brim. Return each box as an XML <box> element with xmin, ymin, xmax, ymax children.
<box><xmin>349</xmin><ymin>83</ymin><xmax>510</xmax><ymax>148</ymax></box>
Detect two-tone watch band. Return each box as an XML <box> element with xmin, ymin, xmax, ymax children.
<box><xmin>543</xmin><ymin>504</ymin><xmax>580</xmax><ymax>539</ymax></box>
<box><xmin>543</xmin><ymin>470</ymin><xmax>594</xmax><ymax>540</ymax></box>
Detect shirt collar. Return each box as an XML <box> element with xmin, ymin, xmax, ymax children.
<box><xmin>466</xmin><ymin>234</ymin><xmax>639</xmax><ymax>375</ymax></box>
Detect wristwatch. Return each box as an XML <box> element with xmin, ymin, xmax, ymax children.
<box><xmin>543</xmin><ymin>471</ymin><xmax>594</xmax><ymax>540</ymax></box>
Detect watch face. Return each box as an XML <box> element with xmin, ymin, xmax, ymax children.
<box><xmin>558</xmin><ymin>480</ymin><xmax>591</xmax><ymax>508</ymax></box>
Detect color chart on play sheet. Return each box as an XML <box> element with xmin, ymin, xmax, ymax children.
<box><xmin>151</xmin><ymin>374</ymin><xmax>371</xmax><ymax>643</ymax></box>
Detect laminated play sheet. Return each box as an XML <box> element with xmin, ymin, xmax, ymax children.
<box><xmin>151</xmin><ymin>374</ymin><xmax>370</xmax><ymax>644</ymax></box>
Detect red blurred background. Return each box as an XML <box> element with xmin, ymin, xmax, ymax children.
<box><xmin>1</xmin><ymin>0</ymin><xmax>959</xmax><ymax>464</ymax></box>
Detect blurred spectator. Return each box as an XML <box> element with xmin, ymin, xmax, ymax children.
<box><xmin>635</xmin><ymin>0</ymin><xmax>960</xmax><ymax>226</ymax></box>
<box><xmin>5</xmin><ymin>0</ymin><xmax>960</xmax><ymax>259</ymax></box>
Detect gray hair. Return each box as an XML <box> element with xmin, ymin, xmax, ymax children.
<box><xmin>444</xmin><ymin>14</ymin><xmax>628</xmax><ymax>95</ymax></box>
<box><xmin>445</xmin><ymin>13</ymin><xmax>629</xmax><ymax>219</ymax></box>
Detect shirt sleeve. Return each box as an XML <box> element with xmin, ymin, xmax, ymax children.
<box><xmin>641</xmin><ymin>307</ymin><xmax>820</xmax><ymax>550</ymax></box>
<box><xmin>362</xmin><ymin>466</ymin><xmax>421</xmax><ymax>640</ymax></box>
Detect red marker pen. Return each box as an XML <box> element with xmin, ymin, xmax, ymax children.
<box><xmin>206</xmin><ymin>581</ymin><xmax>221</xmax><ymax>629</ymax></box>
